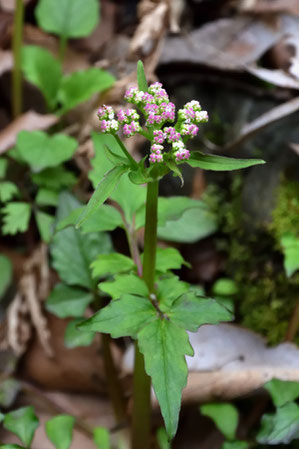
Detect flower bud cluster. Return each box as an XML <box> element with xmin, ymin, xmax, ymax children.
<box><xmin>97</xmin><ymin>81</ymin><xmax>208</xmax><ymax>165</ymax></box>
<box><xmin>97</xmin><ymin>105</ymin><xmax>119</xmax><ymax>133</ymax></box>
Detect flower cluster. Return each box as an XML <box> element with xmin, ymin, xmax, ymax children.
<box><xmin>97</xmin><ymin>82</ymin><xmax>208</xmax><ymax>165</ymax></box>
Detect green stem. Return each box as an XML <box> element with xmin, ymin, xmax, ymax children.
<box><xmin>131</xmin><ymin>180</ymin><xmax>159</xmax><ymax>449</ymax></box>
<box><xmin>12</xmin><ymin>0</ymin><xmax>24</xmax><ymax>118</ymax></box>
<box><xmin>58</xmin><ymin>34</ymin><xmax>67</xmax><ymax>63</ymax></box>
<box><xmin>114</xmin><ymin>134</ymin><xmax>139</xmax><ymax>169</ymax></box>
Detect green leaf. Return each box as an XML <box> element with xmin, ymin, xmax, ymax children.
<box><xmin>264</xmin><ymin>379</ymin><xmax>299</xmax><ymax>407</ymax></box>
<box><xmin>51</xmin><ymin>192</ymin><xmax>112</xmax><ymax>289</ymax></box>
<box><xmin>0</xmin><ymin>255</ymin><xmax>12</xmax><ymax>298</ymax></box>
<box><xmin>187</xmin><ymin>152</ymin><xmax>265</xmax><ymax>171</ymax></box>
<box><xmin>91</xmin><ymin>253</ymin><xmax>135</xmax><ymax>279</ymax></box>
<box><xmin>0</xmin><ymin>378</ymin><xmax>21</xmax><ymax>408</ymax></box>
<box><xmin>93</xmin><ymin>426</ymin><xmax>110</xmax><ymax>449</ymax></box>
<box><xmin>46</xmin><ymin>283</ymin><xmax>93</xmax><ymax>318</ymax></box>
<box><xmin>111</xmin><ymin>174</ymin><xmax>146</xmax><ymax>223</ymax></box>
<box><xmin>157</xmin><ymin>275</ymin><xmax>189</xmax><ymax>308</ymax></box>
<box><xmin>35</xmin><ymin>211</ymin><xmax>55</xmax><ymax>243</ymax></box>
<box><xmin>156</xmin><ymin>427</ymin><xmax>170</xmax><ymax>449</ymax></box>
<box><xmin>0</xmin><ymin>182</ymin><xmax>19</xmax><ymax>202</ymax></box>
<box><xmin>137</xmin><ymin>60</ymin><xmax>148</xmax><ymax>92</ymax></box>
<box><xmin>138</xmin><ymin>319</ymin><xmax>193</xmax><ymax>438</ymax></box>
<box><xmin>200</xmin><ymin>403</ymin><xmax>239</xmax><ymax>440</ymax></box>
<box><xmin>0</xmin><ymin>158</ymin><xmax>8</xmax><ymax>178</ymax></box>
<box><xmin>157</xmin><ymin>205</ymin><xmax>217</xmax><ymax>243</ymax></box>
<box><xmin>2</xmin><ymin>202</ymin><xmax>31</xmax><ymax>235</ymax></box>
<box><xmin>99</xmin><ymin>274</ymin><xmax>148</xmax><ymax>300</ymax></box>
<box><xmin>157</xmin><ymin>197</ymin><xmax>206</xmax><ymax>227</ymax></box>
<box><xmin>221</xmin><ymin>442</ymin><xmax>248</xmax><ymax>449</ymax></box>
<box><xmin>212</xmin><ymin>278</ymin><xmax>239</xmax><ymax>296</ymax></box>
<box><xmin>36</xmin><ymin>0</ymin><xmax>100</xmax><ymax>38</ymax></box>
<box><xmin>76</xmin><ymin>165</ymin><xmax>129</xmax><ymax>227</ymax></box>
<box><xmin>0</xmin><ymin>445</ymin><xmax>25</xmax><ymax>449</ymax></box>
<box><xmin>22</xmin><ymin>46</ymin><xmax>62</xmax><ymax>109</ymax></box>
<box><xmin>166</xmin><ymin>160</ymin><xmax>184</xmax><ymax>187</ymax></box>
<box><xmin>57</xmin><ymin>68</ymin><xmax>115</xmax><ymax>114</ymax></box>
<box><xmin>64</xmin><ymin>318</ymin><xmax>95</xmax><ymax>348</ymax></box>
<box><xmin>3</xmin><ymin>406</ymin><xmax>39</xmax><ymax>447</ymax></box>
<box><xmin>46</xmin><ymin>415</ymin><xmax>74</xmax><ymax>449</ymax></box>
<box><xmin>281</xmin><ymin>233</ymin><xmax>299</xmax><ymax>277</ymax></box>
<box><xmin>36</xmin><ymin>188</ymin><xmax>58</xmax><ymax>206</ymax></box>
<box><xmin>31</xmin><ymin>166</ymin><xmax>77</xmax><ymax>191</ymax></box>
<box><xmin>57</xmin><ymin>205</ymin><xmax>123</xmax><ymax>233</ymax></box>
<box><xmin>79</xmin><ymin>294</ymin><xmax>156</xmax><ymax>338</ymax></box>
<box><xmin>155</xmin><ymin>247</ymin><xmax>188</xmax><ymax>273</ymax></box>
<box><xmin>15</xmin><ymin>131</ymin><xmax>77</xmax><ymax>172</ymax></box>
<box><xmin>257</xmin><ymin>402</ymin><xmax>299</xmax><ymax>444</ymax></box>
<box><xmin>165</xmin><ymin>293</ymin><xmax>233</xmax><ymax>331</ymax></box>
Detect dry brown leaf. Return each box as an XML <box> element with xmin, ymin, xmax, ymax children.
<box><xmin>160</xmin><ymin>15</ymin><xmax>296</xmax><ymax>70</ymax></box>
<box><xmin>0</xmin><ymin>50</ymin><xmax>13</xmax><ymax>76</ymax></box>
<box><xmin>0</xmin><ymin>111</ymin><xmax>58</xmax><ymax>154</ymax></box>
<box><xmin>225</xmin><ymin>96</ymin><xmax>299</xmax><ymax>150</ymax></box>
<box><xmin>247</xmin><ymin>66</ymin><xmax>299</xmax><ymax>89</ymax></box>
<box><xmin>123</xmin><ymin>324</ymin><xmax>299</xmax><ymax>402</ymax></box>
<box><xmin>241</xmin><ymin>0</ymin><xmax>299</xmax><ymax>16</ymax></box>
<box><xmin>290</xmin><ymin>142</ymin><xmax>299</xmax><ymax>155</ymax></box>
<box><xmin>130</xmin><ymin>0</ymin><xmax>168</xmax><ymax>56</ymax></box>
<box><xmin>6</xmin><ymin>293</ymin><xmax>31</xmax><ymax>356</ymax></box>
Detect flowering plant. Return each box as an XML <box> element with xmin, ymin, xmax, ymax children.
<box><xmin>76</xmin><ymin>61</ymin><xmax>265</xmax><ymax>448</ymax></box>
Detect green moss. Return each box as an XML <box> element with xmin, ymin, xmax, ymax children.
<box><xmin>205</xmin><ymin>175</ymin><xmax>299</xmax><ymax>345</ymax></box>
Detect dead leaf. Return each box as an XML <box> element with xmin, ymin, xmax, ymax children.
<box><xmin>225</xmin><ymin>96</ymin><xmax>299</xmax><ymax>150</ymax></box>
<box><xmin>0</xmin><ymin>50</ymin><xmax>13</xmax><ymax>76</ymax></box>
<box><xmin>0</xmin><ymin>111</ymin><xmax>58</xmax><ymax>154</ymax></box>
<box><xmin>123</xmin><ymin>324</ymin><xmax>299</xmax><ymax>402</ymax></box>
<box><xmin>241</xmin><ymin>0</ymin><xmax>299</xmax><ymax>16</ymax></box>
<box><xmin>130</xmin><ymin>0</ymin><xmax>168</xmax><ymax>57</ymax></box>
<box><xmin>290</xmin><ymin>142</ymin><xmax>299</xmax><ymax>155</ymax></box>
<box><xmin>160</xmin><ymin>15</ymin><xmax>293</xmax><ymax>70</ymax></box>
<box><xmin>247</xmin><ymin>66</ymin><xmax>299</xmax><ymax>89</ymax></box>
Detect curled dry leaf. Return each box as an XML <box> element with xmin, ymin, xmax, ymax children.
<box><xmin>0</xmin><ymin>111</ymin><xmax>58</xmax><ymax>154</ymax></box>
<box><xmin>129</xmin><ymin>0</ymin><xmax>168</xmax><ymax>57</ymax></box>
<box><xmin>225</xmin><ymin>96</ymin><xmax>299</xmax><ymax>151</ymax></box>
<box><xmin>123</xmin><ymin>324</ymin><xmax>299</xmax><ymax>403</ymax></box>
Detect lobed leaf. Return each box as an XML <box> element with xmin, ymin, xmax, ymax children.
<box><xmin>99</xmin><ymin>274</ymin><xmax>148</xmax><ymax>300</ymax></box>
<box><xmin>2</xmin><ymin>202</ymin><xmax>31</xmax><ymax>235</ymax></box>
<box><xmin>0</xmin><ymin>182</ymin><xmax>19</xmax><ymax>202</ymax></box>
<box><xmin>46</xmin><ymin>283</ymin><xmax>93</xmax><ymax>318</ymax></box>
<box><xmin>3</xmin><ymin>406</ymin><xmax>39</xmax><ymax>447</ymax></box>
<box><xmin>155</xmin><ymin>247</ymin><xmax>189</xmax><ymax>273</ymax></box>
<box><xmin>257</xmin><ymin>402</ymin><xmax>299</xmax><ymax>444</ymax></box>
<box><xmin>64</xmin><ymin>318</ymin><xmax>95</xmax><ymax>348</ymax></box>
<box><xmin>264</xmin><ymin>379</ymin><xmax>299</xmax><ymax>408</ymax></box>
<box><xmin>91</xmin><ymin>253</ymin><xmax>135</xmax><ymax>279</ymax></box>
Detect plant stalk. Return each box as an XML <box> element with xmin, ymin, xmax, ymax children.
<box><xmin>12</xmin><ymin>0</ymin><xmax>24</xmax><ymax>118</ymax></box>
<box><xmin>131</xmin><ymin>180</ymin><xmax>159</xmax><ymax>449</ymax></box>
<box><xmin>114</xmin><ymin>134</ymin><xmax>139</xmax><ymax>169</ymax></box>
<box><xmin>58</xmin><ymin>34</ymin><xmax>67</xmax><ymax>63</ymax></box>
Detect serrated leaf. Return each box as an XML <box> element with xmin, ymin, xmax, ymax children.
<box><xmin>155</xmin><ymin>247</ymin><xmax>188</xmax><ymax>273</ymax></box>
<box><xmin>0</xmin><ymin>158</ymin><xmax>8</xmax><ymax>178</ymax></box>
<box><xmin>31</xmin><ymin>166</ymin><xmax>77</xmax><ymax>191</ymax></box>
<box><xmin>36</xmin><ymin>0</ymin><xmax>100</xmax><ymax>38</ymax></box>
<box><xmin>157</xmin><ymin>275</ymin><xmax>189</xmax><ymax>308</ymax></box>
<box><xmin>187</xmin><ymin>152</ymin><xmax>265</xmax><ymax>171</ymax></box>
<box><xmin>157</xmin><ymin>205</ymin><xmax>217</xmax><ymax>243</ymax></box>
<box><xmin>264</xmin><ymin>379</ymin><xmax>299</xmax><ymax>407</ymax></box>
<box><xmin>36</xmin><ymin>188</ymin><xmax>58</xmax><ymax>206</ymax></box>
<box><xmin>257</xmin><ymin>402</ymin><xmax>299</xmax><ymax>444</ymax></box>
<box><xmin>212</xmin><ymin>278</ymin><xmax>239</xmax><ymax>296</ymax></box>
<box><xmin>99</xmin><ymin>274</ymin><xmax>148</xmax><ymax>299</ymax></box>
<box><xmin>0</xmin><ymin>378</ymin><xmax>21</xmax><ymax>408</ymax></box>
<box><xmin>166</xmin><ymin>160</ymin><xmax>184</xmax><ymax>186</ymax></box>
<box><xmin>93</xmin><ymin>426</ymin><xmax>110</xmax><ymax>449</ymax></box>
<box><xmin>167</xmin><ymin>293</ymin><xmax>233</xmax><ymax>331</ymax></box>
<box><xmin>0</xmin><ymin>182</ymin><xmax>19</xmax><ymax>202</ymax></box>
<box><xmin>77</xmin><ymin>165</ymin><xmax>129</xmax><ymax>227</ymax></box>
<box><xmin>57</xmin><ymin>68</ymin><xmax>115</xmax><ymax>114</ymax></box>
<box><xmin>64</xmin><ymin>318</ymin><xmax>95</xmax><ymax>348</ymax></box>
<box><xmin>15</xmin><ymin>131</ymin><xmax>77</xmax><ymax>172</ymax></box>
<box><xmin>46</xmin><ymin>283</ymin><xmax>93</xmax><ymax>318</ymax></box>
<box><xmin>0</xmin><ymin>255</ymin><xmax>12</xmax><ymax>299</ymax></box>
<box><xmin>137</xmin><ymin>60</ymin><xmax>148</xmax><ymax>92</ymax></box>
<box><xmin>46</xmin><ymin>415</ymin><xmax>74</xmax><ymax>449</ymax></box>
<box><xmin>91</xmin><ymin>253</ymin><xmax>135</xmax><ymax>279</ymax></box>
<box><xmin>221</xmin><ymin>441</ymin><xmax>248</xmax><ymax>449</ymax></box>
<box><xmin>200</xmin><ymin>403</ymin><xmax>239</xmax><ymax>440</ymax></box>
<box><xmin>51</xmin><ymin>192</ymin><xmax>112</xmax><ymax>289</ymax></box>
<box><xmin>281</xmin><ymin>233</ymin><xmax>299</xmax><ymax>277</ymax></box>
<box><xmin>2</xmin><ymin>202</ymin><xmax>31</xmax><ymax>235</ymax></box>
<box><xmin>56</xmin><ymin>204</ymin><xmax>123</xmax><ymax>233</ymax></box>
<box><xmin>35</xmin><ymin>211</ymin><xmax>54</xmax><ymax>243</ymax></box>
<box><xmin>22</xmin><ymin>46</ymin><xmax>62</xmax><ymax>110</ymax></box>
<box><xmin>79</xmin><ymin>294</ymin><xmax>156</xmax><ymax>338</ymax></box>
<box><xmin>138</xmin><ymin>319</ymin><xmax>193</xmax><ymax>438</ymax></box>
<box><xmin>3</xmin><ymin>406</ymin><xmax>39</xmax><ymax>447</ymax></box>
